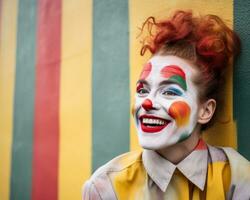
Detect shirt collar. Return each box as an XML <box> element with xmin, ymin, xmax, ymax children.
<box><xmin>142</xmin><ymin>139</ymin><xmax>208</xmax><ymax>192</ymax></box>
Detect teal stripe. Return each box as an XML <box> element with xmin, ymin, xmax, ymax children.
<box><xmin>10</xmin><ymin>0</ymin><xmax>37</xmax><ymax>199</ymax></box>
<box><xmin>92</xmin><ymin>0</ymin><xmax>130</xmax><ymax>171</ymax></box>
<box><xmin>169</xmin><ymin>75</ymin><xmax>187</xmax><ymax>91</ymax></box>
<box><xmin>233</xmin><ymin>0</ymin><xmax>250</xmax><ymax>160</ymax></box>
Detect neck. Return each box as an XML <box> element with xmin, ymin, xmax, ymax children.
<box><xmin>156</xmin><ymin>125</ymin><xmax>201</xmax><ymax>164</ymax></box>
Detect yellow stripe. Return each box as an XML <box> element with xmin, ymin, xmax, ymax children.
<box><xmin>206</xmin><ymin>162</ymin><xmax>231</xmax><ymax>199</ymax></box>
<box><xmin>0</xmin><ymin>0</ymin><xmax>18</xmax><ymax>199</ymax></box>
<box><xmin>59</xmin><ymin>0</ymin><xmax>92</xmax><ymax>199</ymax></box>
<box><xmin>129</xmin><ymin>0</ymin><xmax>236</xmax><ymax>150</ymax></box>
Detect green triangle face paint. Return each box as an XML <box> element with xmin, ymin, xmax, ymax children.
<box><xmin>160</xmin><ymin>65</ymin><xmax>187</xmax><ymax>91</ymax></box>
<box><xmin>177</xmin><ymin>132</ymin><xmax>191</xmax><ymax>143</ymax></box>
<box><xmin>168</xmin><ymin>75</ymin><xmax>187</xmax><ymax>91</ymax></box>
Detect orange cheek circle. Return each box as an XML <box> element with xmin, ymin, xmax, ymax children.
<box><xmin>168</xmin><ymin>101</ymin><xmax>191</xmax><ymax>127</ymax></box>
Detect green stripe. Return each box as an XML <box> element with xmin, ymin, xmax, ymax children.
<box><xmin>10</xmin><ymin>1</ymin><xmax>37</xmax><ymax>199</ymax></box>
<box><xmin>92</xmin><ymin>0</ymin><xmax>130</xmax><ymax>171</ymax></box>
<box><xmin>169</xmin><ymin>75</ymin><xmax>187</xmax><ymax>91</ymax></box>
<box><xmin>233</xmin><ymin>0</ymin><xmax>250</xmax><ymax>160</ymax></box>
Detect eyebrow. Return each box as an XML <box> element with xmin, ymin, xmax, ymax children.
<box><xmin>159</xmin><ymin>80</ymin><xmax>184</xmax><ymax>88</ymax></box>
<box><xmin>136</xmin><ymin>79</ymin><xmax>149</xmax><ymax>86</ymax></box>
<box><xmin>137</xmin><ymin>79</ymin><xmax>185</xmax><ymax>90</ymax></box>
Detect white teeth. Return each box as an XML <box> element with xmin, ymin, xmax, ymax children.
<box><xmin>142</xmin><ymin>118</ymin><xmax>166</xmax><ymax>125</ymax></box>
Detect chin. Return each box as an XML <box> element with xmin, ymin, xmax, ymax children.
<box><xmin>138</xmin><ymin>131</ymin><xmax>179</xmax><ymax>150</ymax></box>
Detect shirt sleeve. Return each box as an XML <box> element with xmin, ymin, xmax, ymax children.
<box><xmin>82</xmin><ymin>180</ymin><xmax>102</xmax><ymax>200</ymax></box>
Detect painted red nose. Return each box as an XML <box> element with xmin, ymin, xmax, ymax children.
<box><xmin>142</xmin><ymin>98</ymin><xmax>153</xmax><ymax>111</ymax></box>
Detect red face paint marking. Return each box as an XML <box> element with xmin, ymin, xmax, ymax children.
<box><xmin>139</xmin><ymin>115</ymin><xmax>170</xmax><ymax>133</ymax></box>
<box><xmin>142</xmin><ymin>98</ymin><xmax>153</xmax><ymax>111</ymax></box>
<box><xmin>194</xmin><ymin>139</ymin><xmax>207</xmax><ymax>150</ymax></box>
<box><xmin>160</xmin><ymin>65</ymin><xmax>186</xmax><ymax>79</ymax></box>
<box><xmin>136</xmin><ymin>82</ymin><xmax>144</xmax><ymax>93</ymax></box>
<box><xmin>140</xmin><ymin>62</ymin><xmax>152</xmax><ymax>80</ymax></box>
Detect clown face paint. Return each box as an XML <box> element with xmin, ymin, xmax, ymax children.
<box><xmin>134</xmin><ymin>55</ymin><xmax>200</xmax><ymax>150</ymax></box>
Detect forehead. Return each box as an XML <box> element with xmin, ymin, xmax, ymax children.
<box><xmin>147</xmin><ymin>55</ymin><xmax>196</xmax><ymax>79</ymax></box>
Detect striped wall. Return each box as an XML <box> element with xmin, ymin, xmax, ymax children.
<box><xmin>0</xmin><ymin>0</ymin><xmax>249</xmax><ymax>199</ymax></box>
<box><xmin>233</xmin><ymin>0</ymin><xmax>250</xmax><ymax>162</ymax></box>
<box><xmin>92</xmin><ymin>0</ymin><xmax>130</xmax><ymax>171</ymax></box>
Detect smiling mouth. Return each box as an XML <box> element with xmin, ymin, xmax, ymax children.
<box><xmin>139</xmin><ymin>115</ymin><xmax>170</xmax><ymax>133</ymax></box>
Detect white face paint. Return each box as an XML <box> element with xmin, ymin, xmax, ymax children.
<box><xmin>134</xmin><ymin>55</ymin><xmax>200</xmax><ymax>150</ymax></box>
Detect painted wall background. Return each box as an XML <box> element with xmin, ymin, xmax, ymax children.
<box><xmin>0</xmin><ymin>0</ymin><xmax>249</xmax><ymax>199</ymax></box>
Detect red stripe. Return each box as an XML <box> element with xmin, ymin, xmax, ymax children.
<box><xmin>140</xmin><ymin>62</ymin><xmax>152</xmax><ymax>80</ymax></box>
<box><xmin>194</xmin><ymin>139</ymin><xmax>207</xmax><ymax>150</ymax></box>
<box><xmin>32</xmin><ymin>1</ymin><xmax>61</xmax><ymax>200</ymax></box>
<box><xmin>160</xmin><ymin>65</ymin><xmax>186</xmax><ymax>79</ymax></box>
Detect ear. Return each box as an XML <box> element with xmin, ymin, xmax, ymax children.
<box><xmin>197</xmin><ymin>99</ymin><xmax>216</xmax><ymax>124</ymax></box>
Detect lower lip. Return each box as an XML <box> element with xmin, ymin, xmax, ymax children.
<box><xmin>140</xmin><ymin>121</ymin><xmax>169</xmax><ymax>133</ymax></box>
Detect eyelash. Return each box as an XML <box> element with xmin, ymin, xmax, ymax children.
<box><xmin>161</xmin><ymin>88</ymin><xmax>183</xmax><ymax>96</ymax></box>
<box><xmin>136</xmin><ymin>85</ymin><xmax>183</xmax><ymax>97</ymax></box>
<box><xmin>137</xmin><ymin>88</ymin><xmax>149</xmax><ymax>95</ymax></box>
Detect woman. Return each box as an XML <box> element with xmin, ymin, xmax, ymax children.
<box><xmin>83</xmin><ymin>10</ymin><xmax>250</xmax><ymax>199</ymax></box>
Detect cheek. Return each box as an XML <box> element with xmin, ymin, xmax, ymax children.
<box><xmin>134</xmin><ymin>97</ymin><xmax>144</xmax><ymax>114</ymax></box>
<box><xmin>168</xmin><ymin>101</ymin><xmax>191</xmax><ymax>127</ymax></box>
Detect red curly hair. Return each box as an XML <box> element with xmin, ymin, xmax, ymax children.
<box><xmin>139</xmin><ymin>10</ymin><xmax>241</xmax><ymax>129</ymax></box>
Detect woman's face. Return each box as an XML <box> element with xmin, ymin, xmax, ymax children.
<box><xmin>134</xmin><ymin>55</ymin><xmax>201</xmax><ymax>150</ymax></box>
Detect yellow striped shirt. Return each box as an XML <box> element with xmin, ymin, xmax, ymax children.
<box><xmin>83</xmin><ymin>140</ymin><xmax>250</xmax><ymax>199</ymax></box>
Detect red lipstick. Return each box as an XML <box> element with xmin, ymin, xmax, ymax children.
<box><xmin>139</xmin><ymin>115</ymin><xmax>170</xmax><ymax>133</ymax></box>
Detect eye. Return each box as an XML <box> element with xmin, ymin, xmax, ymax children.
<box><xmin>136</xmin><ymin>82</ymin><xmax>149</xmax><ymax>96</ymax></box>
<box><xmin>161</xmin><ymin>88</ymin><xmax>183</xmax><ymax>96</ymax></box>
<box><xmin>162</xmin><ymin>90</ymin><xmax>178</xmax><ymax>96</ymax></box>
<box><xmin>137</xmin><ymin>88</ymin><xmax>149</xmax><ymax>95</ymax></box>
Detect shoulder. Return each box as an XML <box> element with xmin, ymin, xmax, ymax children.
<box><xmin>82</xmin><ymin>180</ymin><xmax>101</xmax><ymax>200</ymax></box>
<box><xmin>208</xmin><ymin>145</ymin><xmax>250</xmax><ymax>182</ymax></box>
<box><xmin>90</xmin><ymin>150</ymin><xmax>143</xmax><ymax>180</ymax></box>
<box><xmin>215</xmin><ymin>146</ymin><xmax>250</xmax><ymax>199</ymax></box>
<box><xmin>221</xmin><ymin>147</ymin><xmax>250</xmax><ymax>166</ymax></box>
<box><xmin>220</xmin><ymin>147</ymin><xmax>250</xmax><ymax>182</ymax></box>
<box><xmin>82</xmin><ymin>150</ymin><xmax>143</xmax><ymax>200</ymax></box>
<box><xmin>207</xmin><ymin>144</ymin><xmax>250</xmax><ymax>168</ymax></box>
<box><xmin>207</xmin><ymin>144</ymin><xmax>228</xmax><ymax>163</ymax></box>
